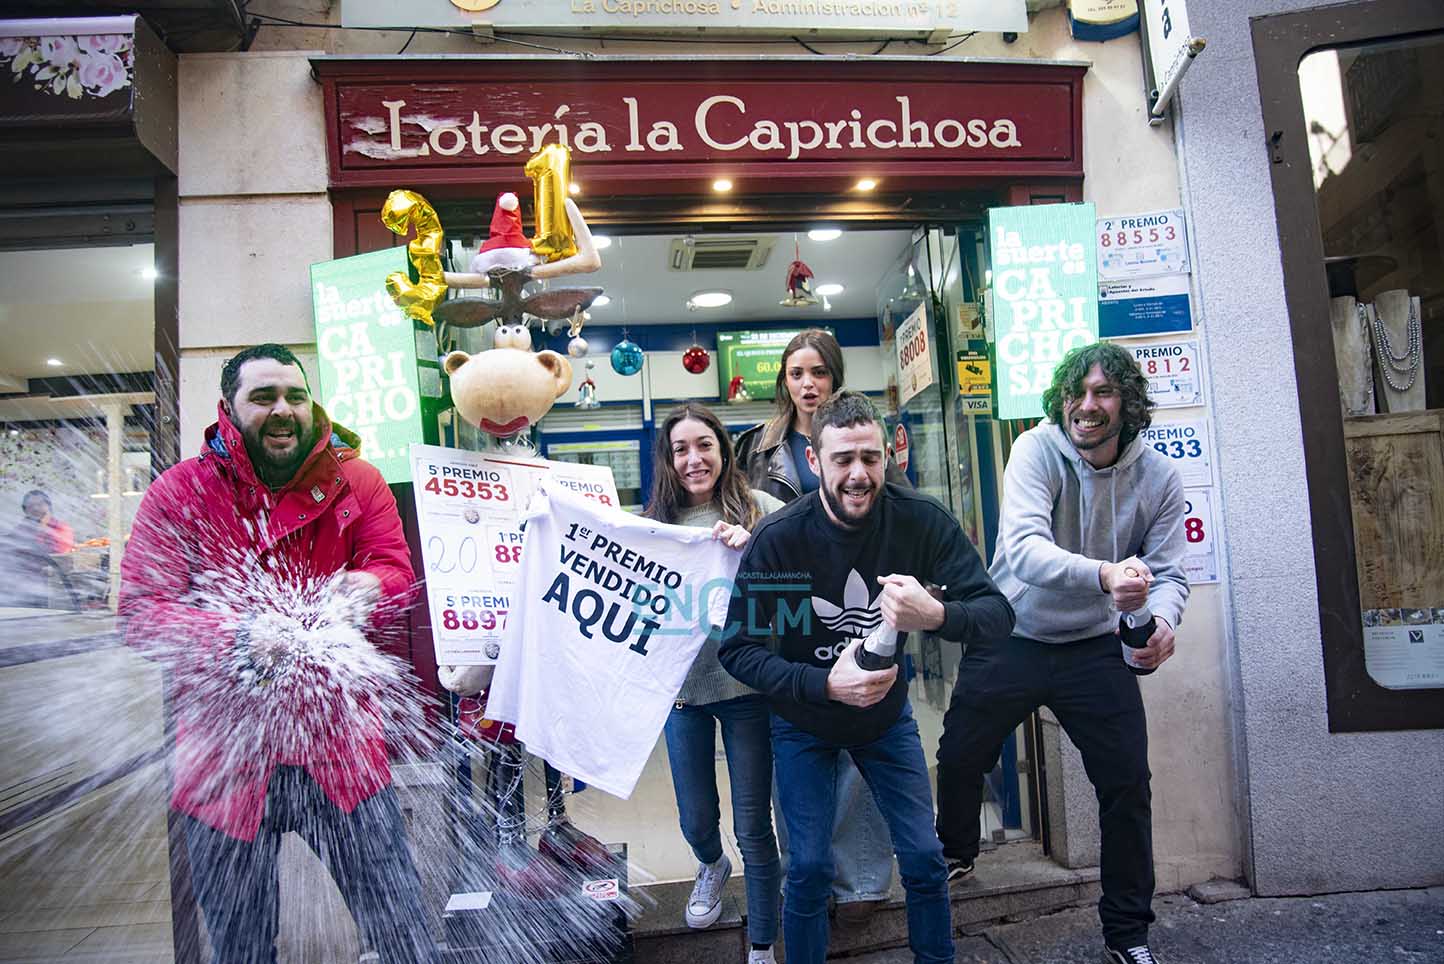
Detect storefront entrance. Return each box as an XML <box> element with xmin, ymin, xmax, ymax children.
<box><xmin>313</xmin><ymin>44</ymin><xmax>1086</xmax><ymax>921</ymax></box>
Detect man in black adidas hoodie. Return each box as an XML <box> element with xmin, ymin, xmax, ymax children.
<box><xmin>719</xmin><ymin>391</ymin><xmax>1014</xmax><ymax>964</ymax></box>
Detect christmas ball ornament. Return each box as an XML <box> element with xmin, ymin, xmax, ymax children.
<box><xmin>567</xmin><ymin>335</ymin><xmax>589</xmax><ymax>358</ymax></box>
<box><xmin>682</xmin><ymin>344</ymin><xmax>710</xmax><ymax>374</ymax></box>
<box><xmin>610</xmin><ymin>337</ymin><xmax>644</xmax><ymax>376</ymax></box>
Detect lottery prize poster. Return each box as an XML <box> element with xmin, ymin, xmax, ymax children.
<box><xmin>1138</xmin><ymin>416</ymin><xmax>1212</xmax><ymax>488</ymax></box>
<box><xmin>1129</xmin><ymin>339</ymin><xmax>1204</xmax><ymax>408</ymax></box>
<box><xmin>1180</xmin><ymin>487</ymin><xmax>1219</xmax><ymax>584</ymax></box>
<box><xmin>410</xmin><ymin>443</ymin><xmax>620</xmax><ymax>666</ymax></box>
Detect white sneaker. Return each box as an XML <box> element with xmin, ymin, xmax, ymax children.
<box><xmin>747</xmin><ymin>946</ymin><xmax>776</xmax><ymax>964</ymax></box>
<box><xmin>684</xmin><ymin>853</ymin><xmax>732</xmax><ymax>928</ymax></box>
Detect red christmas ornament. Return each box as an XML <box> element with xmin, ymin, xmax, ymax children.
<box><xmin>683</xmin><ymin>344</ymin><xmax>711</xmax><ymax>374</ymax></box>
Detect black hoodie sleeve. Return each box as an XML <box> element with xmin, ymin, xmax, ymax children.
<box><xmin>926</xmin><ymin>505</ymin><xmax>1015</xmax><ymax>644</ymax></box>
<box><xmin>718</xmin><ymin>521</ymin><xmax>832</xmax><ymax>705</ymax></box>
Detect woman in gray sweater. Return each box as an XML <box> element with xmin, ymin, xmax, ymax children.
<box><xmin>644</xmin><ymin>403</ymin><xmax>784</xmax><ymax>964</ymax></box>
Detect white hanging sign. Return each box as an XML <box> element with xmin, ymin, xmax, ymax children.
<box><xmin>895</xmin><ymin>303</ymin><xmax>935</xmax><ymax>408</ymax></box>
<box><xmin>1142</xmin><ymin>0</ymin><xmax>1205</xmax><ymax>120</ymax></box>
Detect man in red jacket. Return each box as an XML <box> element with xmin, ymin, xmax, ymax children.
<box><xmin>120</xmin><ymin>344</ymin><xmax>437</xmax><ymax>964</ymax></box>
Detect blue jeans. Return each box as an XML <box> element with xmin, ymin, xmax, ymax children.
<box><xmin>663</xmin><ymin>694</ymin><xmax>781</xmax><ymax>945</ymax></box>
<box><xmin>183</xmin><ymin>766</ymin><xmax>438</xmax><ymax>964</ymax></box>
<box><xmin>771</xmin><ymin>704</ymin><xmax>953</xmax><ymax>964</ymax></box>
<box><xmin>774</xmin><ymin>756</ymin><xmax>896</xmax><ymax>903</ymax></box>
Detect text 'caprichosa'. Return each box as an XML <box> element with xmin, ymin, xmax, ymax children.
<box><xmin>369</xmin><ymin>95</ymin><xmax>1023</xmax><ymax>163</ymax></box>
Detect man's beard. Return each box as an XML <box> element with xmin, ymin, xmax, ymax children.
<box><xmin>819</xmin><ymin>469</ymin><xmax>880</xmax><ymax>529</ymax></box>
<box><xmin>238</xmin><ymin>418</ymin><xmax>312</xmax><ymax>485</ymax></box>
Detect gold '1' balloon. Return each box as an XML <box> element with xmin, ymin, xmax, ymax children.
<box><xmin>524</xmin><ymin>143</ymin><xmax>579</xmax><ymax>263</ymax></box>
<box><xmin>380</xmin><ymin>189</ymin><xmax>448</xmax><ymax>327</ymax></box>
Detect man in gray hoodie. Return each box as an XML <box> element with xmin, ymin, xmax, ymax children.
<box><xmin>935</xmin><ymin>342</ymin><xmax>1189</xmax><ymax>964</ymax></box>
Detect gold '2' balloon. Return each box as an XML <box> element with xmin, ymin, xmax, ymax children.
<box><xmin>524</xmin><ymin>143</ymin><xmax>579</xmax><ymax>263</ymax></box>
<box><xmin>380</xmin><ymin>189</ymin><xmax>448</xmax><ymax>327</ymax></box>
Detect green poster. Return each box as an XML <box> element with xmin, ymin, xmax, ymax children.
<box><xmin>310</xmin><ymin>248</ymin><xmax>426</xmax><ymax>484</ymax></box>
<box><xmin>716</xmin><ymin>329</ymin><xmax>828</xmax><ymax>402</ymax></box>
<box><xmin>986</xmin><ymin>203</ymin><xmax>1099</xmax><ymax>421</ymax></box>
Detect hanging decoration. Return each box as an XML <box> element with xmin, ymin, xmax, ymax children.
<box><xmin>682</xmin><ymin>332</ymin><xmax>711</xmax><ymax>374</ymax></box>
<box><xmin>566</xmin><ymin>309</ymin><xmax>589</xmax><ymax>358</ymax></box>
<box><xmin>780</xmin><ymin>236</ymin><xmax>818</xmax><ymax>308</ymax></box>
<box><xmin>611</xmin><ymin>330</ymin><xmax>644</xmax><ymax>376</ymax></box>
<box><xmin>577</xmin><ymin>360</ymin><xmax>601</xmax><ymax>409</ymax></box>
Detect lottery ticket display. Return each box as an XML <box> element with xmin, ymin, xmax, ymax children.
<box><xmin>410</xmin><ymin>442</ymin><xmax>619</xmax><ymax>665</ymax></box>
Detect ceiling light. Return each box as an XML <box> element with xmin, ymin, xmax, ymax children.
<box><xmin>46</xmin><ymin>357</ymin><xmax>63</xmax><ymax>367</ymax></box>
<box><xmin>569</xmin><ymin>182</ymin><xmax>581</xmax><ymax>195</ymax></box>
<box><xmin>591</xmin><ymin>294</ymin><xmax>611</xmax><ymax>308</ymax></box>
<box><xmin>712</xmin><ymin>179</ymin><xmax>733</xmax><ymax>193</ymax></box>
<box><xmin>593</xmin><ymin>235</ymin><xmax>613</xmax><ymax>250</ymax></box>
<box><xmin>815</xmin><ymin>283</ymin><xmax>845</xmax><ymax>296</ymax></box>
<box><xmin>689</xmin><ymin>291</ymin><xmax>733</xmax><ymax>309</ymax></box>
<box><xmin>808</xmin><ymin>228</ymin><xmax>842</xmax><ymax>242</ymax></box>
<box><xmin>139</xmin><ymin>266</ymin><xmax>159</xmax><ymax>281</ymax></box>
<box><xmin>855</xmin><ymin>178</ymin><xmax>878</xmax><ymax>191</ymax></box>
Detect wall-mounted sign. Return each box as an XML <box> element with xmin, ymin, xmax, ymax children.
<box><xmin>892</xmin><ymin>423</ymin><xmax>910</xmax><ymax>473</ymax></box>
<box><xmin>956</xmin><ymin>344</ymin><xmax>993</xmax><ymax>416</ymax></box>
<box><xmin>716</xmin><ymin>329</ymin><xmax>817</xmax><ymax>403</ymax></box>
<box><xmin>895</xmin><ymin>304</ymin><xmax>934</xmax><ymax>408</ymax></box>
<box><xmin>1181</xmin><ymin>486</ymin><xmax>1218</xmax><ymax>584</ymax></box>
<box><xmin>1128</xmin><ymin>338</ymin><xmax>1202</xmax><ymax>408</ymax></box>
<box><xmin>311</xmin><ymin>59</ymin><xmax>1087</xmax><ymax>190</ymax></box>
<box><xmin>343</xmin><ymin>0</ymin><xmax>1028</xmax><ymax>37</ymax></box>
<box><xmin>1363</xmin><ymin>611</ymin><xmax>1444</xmax><ymax>691</ymax></box>
<box><xmin>1100</xmin><ymin>275</ymin><xmax>1192</xmax><ymax>337</ymax></box>
<box><xmin>1097</xmin><ymin>209</ymin><xmax>1189</xmax><ymax>280</ymax></box>
<box><xmin>1141</xmin><ymin>0</ymin><xmax>1205</xmax><ymax>122</ymax></box>
<box><xmin>987</xmin><ymin>202</ymin><xmax>1099</xmax><ymax>421</ymax></box>
<box><xmin>1097</xmin><ymin>208</ymin><xmax>1192</xmax><ymax>337</ymax></box>
<box><xmin>311</xmin><ymin>248</ymin><xmax>426</xmax><ymax>484</ymax></box>
<box><xmin>1068</xmin><ymin>0</ymin><xmax>1139</xmax><ymax>41</ymax></box>
<box><xmin>1138</xmin><ymin>416</ymin><xmax>1211</xmax><ymax>487</ymax></box>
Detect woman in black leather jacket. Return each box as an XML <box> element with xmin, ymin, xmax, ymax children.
<box><xmin>735</xmin><ymin>328</ymin><xmax>845</xmax><ymax>500</ymax></box>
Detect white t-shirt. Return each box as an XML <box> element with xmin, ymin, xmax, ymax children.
<box><xmin>486</xmin><ymin>483</ymin><xmax>742</xmax><ymax>798</ymax></box>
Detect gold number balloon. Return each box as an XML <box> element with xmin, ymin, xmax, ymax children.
<box><xmin>380</xmin><ymin>189</ymin><xmax>448</xmax><ymax>327</ymax></box>
<box><xmin>524</xmin><ymin>144</ymin><xmax>578</xmax><ymax>263</ymax></box>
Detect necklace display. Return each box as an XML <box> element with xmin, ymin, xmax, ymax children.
<box><xmin>1368</xmin><ymin>298</ymin><xmax>1422</xmax><ymax>392</ymax></box>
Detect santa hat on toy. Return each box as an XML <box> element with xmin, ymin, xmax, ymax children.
<box><xmin>471</xmin><ymin>192</ymin><xmax>536</xmax><ymax>273</ymax></box>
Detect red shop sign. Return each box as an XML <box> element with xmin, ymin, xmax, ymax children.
<box><xmin>312</xmin><ymin>57</ymin><xmax>1085</xmax><ymax>192</ymax></box>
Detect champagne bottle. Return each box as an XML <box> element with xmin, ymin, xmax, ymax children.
<box><xmin>854</xmin><ymin>620</ymin><xmax>899</xmax><ymax>671</ymax></box>
<box><xmin>1117</xmin><ymin>565</ymin><xmax>1156</xmax><ymax>676</ymax></box>
<box><xmin>1119</xmin><ymin>606</ymin><xmax>1157</xmax><ymax>676</ymax></box>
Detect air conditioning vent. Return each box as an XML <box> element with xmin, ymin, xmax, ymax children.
<box><xmin>668</xmin><ymin>237</ymin><xmax>775</xmax><ymax>271</ymax></box>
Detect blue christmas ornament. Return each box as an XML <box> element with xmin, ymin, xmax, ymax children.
<box><xmin>610</xmin><ymin>338</ymin><xmax>644</xmax><ymax>376</ymax></box>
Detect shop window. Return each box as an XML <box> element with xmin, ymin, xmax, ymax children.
<box><xmin>1256</xmin><ymin>0</ymin><xmax>1444</xmax><ymax>730</ymax></box>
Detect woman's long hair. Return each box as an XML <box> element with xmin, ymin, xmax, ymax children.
<box><xmin>645</xmin><ymin>404</ymin><xmax>761</xmax><ymax>528</ymax></box>
<box><xmin>758</xmin><ymin>328</ymin><xmax>846</xmax><ymax>450</ymax></box>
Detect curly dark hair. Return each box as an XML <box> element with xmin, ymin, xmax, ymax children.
<box><xmin>1041</xmin><ymin>342</ymin><xmax>1154</xmax><ymax>446</ymax></box>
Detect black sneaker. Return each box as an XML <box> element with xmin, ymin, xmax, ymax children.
<box><xmin>1106</xmin><ymin>945</ymin><xmax>1159</xmax><ymax>964</ymax></box>
<box><xmin>946</xmin><ymin>858</ymin><xmax>975</xmax><ymax>883</ymax></box>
